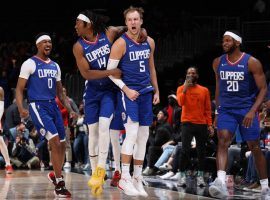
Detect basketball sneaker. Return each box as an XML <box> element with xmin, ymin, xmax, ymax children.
<box><xmin>209</xmin><ymin>178</ymin><xmax>229</xmax><ymax>199</ymax></box>
<box><xmin>47</xmin><ymin>171</ymin><xmax>64</xmax><ymax>186</ymax></box>
<box><xmin>133</xmin><ymin>176</ymin><xmax>148</xmax><ymax>197</ymax></box>
<box><xmin>54</xmin><ymin>180</ymin><xmax>71</xmax><ymax>198</ymax></box>
<box><xmin>110</xmin><ymin>170</ymin><xmax>121</xmax><ymax>187</ymax></box>
<box><xmin>5</xmin><ymin>165</ymin><xmax>13</xmax><ymax>174</ymax></box>
<box><xmin>118</xmin><ymin>177</ymin><xmax>139</xmax><ymax>196</ymax></box>
<box><xmin>88</xmin><ymin>167</ymin><xmax>106</xmax><ymax>195</ymax></box>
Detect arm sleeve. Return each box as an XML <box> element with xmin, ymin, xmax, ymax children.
<box><xmin>19</xmin><ymin>59</ymin><xmax>36</xmax><ymax>80</ymax></box>
<box><xmin>107</xmin><ymin>59</ymin><xmax>126</xmax><ymax>89</ymax></box>
<box><xmin>176</xmin><ymin>86</ymin><xmax>185</xmax><ymax>106</ymax></box>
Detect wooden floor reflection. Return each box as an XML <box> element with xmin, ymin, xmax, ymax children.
<box><xmin>0</xmin><ymin>170</ymin><xmax>214</xmax><ymax>199</ymax></box>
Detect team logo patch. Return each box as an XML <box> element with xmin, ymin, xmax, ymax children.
<box><xmin>40</xmin><ymin>128</ymin><xmax>46</xmax><ymax>136</ymax></box>
<box><xmin>121</xmin><ymin>112</ymin><xmax>126</xmax><ymax>121</ymax></box>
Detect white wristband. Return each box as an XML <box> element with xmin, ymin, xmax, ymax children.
<box><xmin>215</xmin><ymin>109</ymin><xmax>219</xmax><ymax>115</ymax></box>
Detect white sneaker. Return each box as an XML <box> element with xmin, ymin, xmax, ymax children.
<box><xmin>159</xmin><ymin>171</ymin><xmax>174</xmax><ymax>180</ymax></box>
<box><xmin>159</xmin><ymin>163</ymin><xmax>172</xmax><ymax>171</ymax></box>
<box><xmin>170</xmin><ymin>172</ymin><xmax>180</xmax><ymax>180</ymax></box>
<box><xmin>209</xmin><ymin>178</ymin><xmax>229</xmax><ymax>199</ymax></box>
<box><xmin>118</xmin><ymin>177</ymin><xmax>139</xmax><ymax>196</ymax></box>
<box><xmin>261</xmin><ymin>188</ymin><xmax>270</xmax><ymax>200</ymax></box>
<box><xmin>63</xmin><ymin>162</ymin><xmax>71</xmax><ymax>169</ymax></box>
<box><xmin>197</xmin><ymin>176</ymin><xmax>206</xmax><ymax>187</ymax></box>
<box><xmin>177</xmin><ymin>173</ymin><xmax>187</xmax><ymax>187</ymax></box>
<box><xmin>133</xmin><ymin>176</ymin><xmax>148</xmax><ymax>197</ymax></box>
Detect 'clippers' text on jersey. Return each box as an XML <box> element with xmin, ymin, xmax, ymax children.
<box><xmin>217</xmin><ymin>53</ymin><xmax>258</xmax><ymax>108</ymax></box>
<box><xmin>119</xmin><ymin>33</ymin><xmax>152</xmax><ymax>91</ymax></box>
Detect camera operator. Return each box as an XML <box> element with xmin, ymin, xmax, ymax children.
<box><xmin>11</xmin><ymin>133</ymin><xmax>39</xmax><ymax>169</ymax></box>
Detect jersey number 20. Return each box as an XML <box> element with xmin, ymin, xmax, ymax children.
<box><xmin>227</xmin><ymin>80</ymin><xmax>238</xmax><ymax>92</ymax></box>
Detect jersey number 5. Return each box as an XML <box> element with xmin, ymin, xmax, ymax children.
<box><xmin>139</xmin><ymin>61</ymin><xmax>145</xmax><ymax>72</ymax></box>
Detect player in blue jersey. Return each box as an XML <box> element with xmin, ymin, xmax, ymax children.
<box><xmin>73</xmin><ymin>9</ymin><xmax>147</xmax><ymax>195</ymax></box>
<box><xmin>16</xmin><ymin>33</ymin><xmax>74</xmax><ymax>198</ymax></box>
<box><xmin>209</xmin><ymin>30</ymin><xmax>270</xmax><ymax>199</ymax></box>
<box><xmin>106</xmin><ymin>6</ymin><xmax>160</xmax><ymax>197</ymax></box>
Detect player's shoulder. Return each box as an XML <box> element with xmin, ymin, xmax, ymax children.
<box><xmin>113</xmin><ymin>36</ymin><xmax>126</xmax><ymax>46</ymax></box>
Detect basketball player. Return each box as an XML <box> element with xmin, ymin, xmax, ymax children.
<box><xmin>0</xmin><ymin>87</ymin><xmax>13</xmax><ymax>174</ymax></box>
<box><xmin>209</xmin><ymin>30</ymin><xmax>270</xmax><ymax>199</ymax></box>
<box><xmin>16</xmin><ymin>33</ymin><xmax>73</xmax><ymax>198</ymax></box>
<box><xmin>73</xmin><ymin>10</ymin><xmax>147</xmax><ymax>195</ymax></box>
<box><xmin>106</xmin><ymin>6</ymin><xmax>160</xmax><ymax>197</ymax></box>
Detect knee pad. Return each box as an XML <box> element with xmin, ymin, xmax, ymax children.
<box><xmin>133</xmin><ymin>126</ymin><xmax>149</xmax><ymax>160</ymax></box>
<box><xmin>121</xmin><ymin>117</ymin><xmax>139</xmax><ymax>155</ymax></box>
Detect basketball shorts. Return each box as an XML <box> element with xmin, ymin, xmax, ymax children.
<box><xmin>217</xmin><ymin>107</ymin><xmax>260</xmax><ymax>141</ymax></box>
<box><xmin>29</xmin><ymin>100</ymin><xmax>66</xmax><ymax>141</ymax></box>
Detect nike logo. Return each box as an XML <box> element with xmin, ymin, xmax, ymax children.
<box><xmin>237</xmin><ymin>64</ymin><xmax>244</xmax><ymax>68</ymax></box>
<box><xmin>84</xmin><ymin>46</ymin><xmax>90</xmax><ymax>50</ymax></box>
<box><xmin>37</xmin><ymin>63</ymin><xmax>42</xmax><ymax>65</ymax></box>
<box><xmin>99</xmin><ymin>38</ymin><xmax>105</xmax><ymax>41</ymax></box>
<box><xmin>129</xmin><ymin>44</ymin><xmax>134</xmax><ymax>47</ymax></box>
<box><xmin>221</xmin><ymin>63</ymin><xmax>227</xmax><ymax>66</ymax></box>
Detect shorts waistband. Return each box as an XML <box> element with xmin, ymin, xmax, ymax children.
<box><xmin>29</xmin><ymin>99</ymin><xmax>55</xmax><ymax>103</ymax></box>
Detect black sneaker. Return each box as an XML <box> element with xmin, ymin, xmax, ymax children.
<box><xmin>54</xmin><ymin>181</ymin><xmax>71</xmax><ymax>198</ymax></box>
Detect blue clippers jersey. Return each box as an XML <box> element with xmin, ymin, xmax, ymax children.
<box><xmin>119</xmin><ymin>33</ymin><xmax>152</xmax><ymax>91</ymax></box>
<box><xmin>27</xmin><ymin>56</ymin><xmax>59</xmax><ymax>101</ymax></box>
<box><xmin>78</xmin><ymin>33</ymin><xmax>113</xmax><ymax>92</ymax></box>
<box><xmin>217</xmin><ymin>53</ymin><xmax>258</xmax><ymax>108</ymax></box>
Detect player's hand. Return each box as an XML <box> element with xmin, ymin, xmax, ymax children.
<box><xmin>137</xmin><ymin>28</ymin><xmax>148</xmax><ymax>43</ymax></box>
<box><xmin>110</xmin><ymin>68</ymin><xmax>122</xmax><ymax>79</ymax></box>
<box><xmin>242</xmin><ymin>110</ymin><xmax>255</xmax><ymax>128</ymax></box>
<box><xmin>153</xmin><ymin>92</ymin><xmax>160</xmax><ymax>105</ymax></box>
<box><xmin>19</xmin><ymin>108</ymin><xmax>29</xmax><ymax>119</ymax></box>
<box><xmin>123</xmin><ymin>86</ymin><xmax>139</xmax><ymax>101</ymax></box>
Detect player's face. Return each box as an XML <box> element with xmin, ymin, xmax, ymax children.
<box><xmin>125</xmin><ymin>11</ymin><xmax>143</xmax><ymax>35</ymax></box>
<box><xmin>222</xmin><ymin>35</ymin><xmax>237</xmax><ymax>54</ymax></box>
<box><xmin>37</xmin><ymin>40</ymin><xmax>52</xmax><ymax>56</ymax></box>
<box><xmin>75</xmin><ymin>19</ymin><xmax>89</xmax><ymax>37</ymax></box>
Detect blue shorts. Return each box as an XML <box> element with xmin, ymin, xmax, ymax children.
<box><xmin>120</xmin><ymin>91</ymin><xmax>153</xmax><ymax>126</ymax></box>
<box><xmin>29</xmin><ymin>100</ymin><xmax>66</xmax><ymax>141</ymax></box>
<box><xmin>217</xmin><ymin>107</ymin><xmax>260</xmax><ymax>141</ymax></box>
<box><xmin>84</xmin><ymin>87</ymin><xmax>115</xmax><ymax>124</ymax></box>
<box><xmin>110</xmin><ymin>92</ymin><xmax>125</xmax><ymax>130</ymax></box>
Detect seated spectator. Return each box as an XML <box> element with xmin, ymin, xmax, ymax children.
<box><xmin>9</xmin><ymin>122</ymin><xmax>29</xmax><ymax>144</ymax></box>
<box><xmin>11</xmin><ymin>133</ymin><xmax>39</xmax><ymax>169</ymax></box>
<box><xmin>143</xmin><ymin>109</ymin><xmax>174</xmax><ymax>176</ymax></box>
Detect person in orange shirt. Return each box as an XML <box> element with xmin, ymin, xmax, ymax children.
<box><xmin>176</xmin><ymin>66</ymin><xmax>214</xmax><ymax>187</ymax></box>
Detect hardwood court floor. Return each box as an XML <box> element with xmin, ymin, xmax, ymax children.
<box><xmin>0</xmin><ymin>169</ymin><xmax>264</xmax><ymax>199</ymax></box>
<box><xmin>0</xmin><ymin>170</ymin><xmax>214</xmax><ymax>199</ymax></box>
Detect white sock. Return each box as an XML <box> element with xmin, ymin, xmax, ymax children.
<box><xmin>121</xmin><ymin>163</ymin><xmax>131</xmax><ymax>179</ymax></box>
<box><xmin>0</xmin><ymin>136</ymin><xmax>11</xmax><ymax>166</ymax></box>
<box><xmin>133</xmin><ymin>164</ymin><xmax>143</xmax><ymax>178</ymax></box>
<box><xmin>110</xmin><ymin>129</ymin><xmax>121</xmax><ymax>171</ymax></box>
<box><xmin>260</xmin><ymin>178</ymin><xmax>269</xmax><ymax>190</ymax></box>
<box><xmin>217</xmin><ymin>170</ymin><xmax>226</xmax><ymax>184</ymax></box>
<box><xmin>56</xmin><ymin>177</ymin><xmax>64</xmax><ymax>184</ymax></box>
